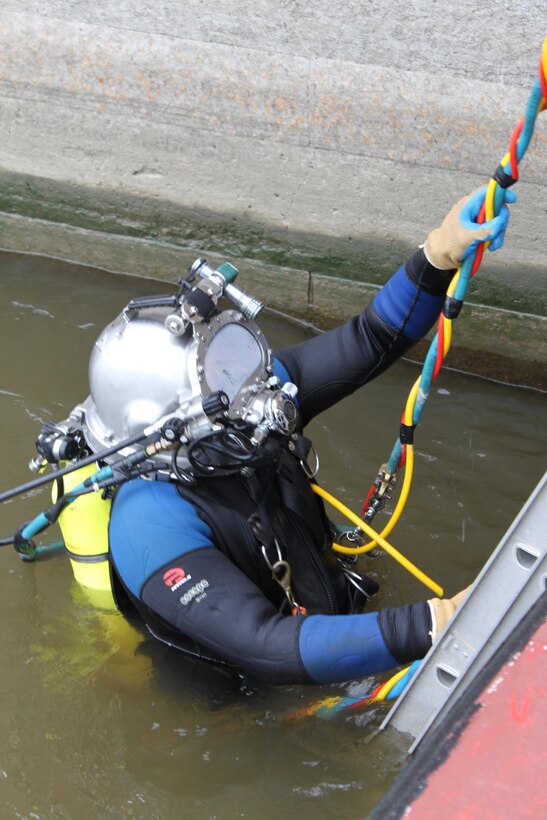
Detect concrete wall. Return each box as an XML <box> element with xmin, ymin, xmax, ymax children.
<box><xmin>0</xmin><ymin>2</ymin><xmax>545</xmax><ymax>318</ymax></box>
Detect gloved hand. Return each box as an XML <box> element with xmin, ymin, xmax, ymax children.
<box><xmin>428</xmin><ymin>585</ymin><xmax>471</xmax><ymax>643</ymax></box>
<box><xmin>424</xmin><ymin>187</ymin><xmax>517</xmax><ymax>270</ymax></box>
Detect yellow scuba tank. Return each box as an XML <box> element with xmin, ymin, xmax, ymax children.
<box><xmin>52</xmin><ymin>468</ymin><xmax>151</xmax><ymax>684</ymax></box>
<box><xmin>52</xmin><ymin>463</ymin><xmax>115</xmax><ymax>606</ymax></box>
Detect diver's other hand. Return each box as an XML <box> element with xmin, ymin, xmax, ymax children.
<box><xmin>424</xmin><ymin>187</ymin><xmax>517</xmax><ymax>270</ymax></box>
<box><xmin>428</xmin><ymin>585</ymin><xmax>471</xmax><ymax>643</ymax></box>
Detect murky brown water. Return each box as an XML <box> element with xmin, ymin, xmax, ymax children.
<box><xmin>1</xmin><ymin>250</ymin><xmax>546</xmax><ymax>818</ymax></box>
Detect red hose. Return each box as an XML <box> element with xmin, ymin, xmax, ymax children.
<box><xmin>433</xmin><ymin>315</ymin><xmax>445</xmax><ymax>380</ymax></box>
<box><xmin>509</xmin><ymin>118</ymin><xmax>524</xmax><ymax>179</ymax></box>
<box><xmin>539</xmin><ymin>57</ymin><xmax>547</xmax><ymax>102</ymax></box>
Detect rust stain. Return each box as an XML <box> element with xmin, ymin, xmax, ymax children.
<box><xmin>273</xmin><ymin>96</ymin><xmax>291</xmax><ymax>113</ymax></box>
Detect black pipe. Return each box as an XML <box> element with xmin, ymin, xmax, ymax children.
<box><xmin>0</xmin><ymin>431</ymin><xmax>148</xmax><ymax>504</ymax></box>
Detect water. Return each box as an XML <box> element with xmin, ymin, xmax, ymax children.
<box><xmin>1</xmin><ymin>250</ymin><xmax>546</xmax><ymax>818</ymax></box>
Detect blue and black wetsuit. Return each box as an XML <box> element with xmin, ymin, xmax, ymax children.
<box><xmin>109</xmin><ymin>249</ymin><xmax>454</xmax><ymax>685</ymax></box>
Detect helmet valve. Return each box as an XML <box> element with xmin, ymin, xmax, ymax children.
<box><xmin>165</xmin><ymin>258</ymin><xmax>264</xmax><ymax>334</ymax></box>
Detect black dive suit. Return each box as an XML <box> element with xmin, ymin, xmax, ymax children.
<box><xmin>109</xmin><ymin>249</ymin><xmax>454</xmax><ymax>684</ymax></box>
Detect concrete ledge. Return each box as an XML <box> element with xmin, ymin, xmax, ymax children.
<box><xmin>1</xmin><ymin>210</ymin><xmax>545</xmax><ymax>391</ymax></box>
<box><xmin>1</xmin><ymin>170</ymin><xmax>546</xmax><ymax>316</ymax></box>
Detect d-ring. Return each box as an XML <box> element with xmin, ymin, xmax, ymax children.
<box><xmin>301</xmin><ymin>441</ymin><xmax>320</xmax><ymax>478</ymax></box>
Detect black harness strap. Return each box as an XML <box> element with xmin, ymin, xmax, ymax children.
<box><xmin>174</xmin><ymin>447</ymin><xmax>346</xmax><ymax>615</ymax></box>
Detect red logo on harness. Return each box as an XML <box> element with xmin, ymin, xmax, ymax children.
<box><xmin>163</xmin><ymin>567</ymin><xmax>186</xmax><ymax>587</ymax></box>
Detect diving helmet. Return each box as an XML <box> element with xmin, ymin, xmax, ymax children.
<box><xmin>68</xmin><ymin>258</ymin><xmax>299</xmax><ymax>476</ymax></box>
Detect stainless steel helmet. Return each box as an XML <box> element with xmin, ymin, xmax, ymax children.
<box><xmin>69</xmin><ymin>259</ymin><xmax>299</xmax><ymax>476</ymax></box>
<box><xmin>82</xmin><ymin>306</ymin><xmax>199</xmax><ymax>451</ymax></box>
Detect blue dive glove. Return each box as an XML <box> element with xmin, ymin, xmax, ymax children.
<box><xmin>424</xmin><ymin>186</ymin><xmax>517</xmax><ymax>269</ymax></box>
<box><xmin>460</xmin><ymin>186</ymin><xmax>517</xmax><ymax>260</ymax></box>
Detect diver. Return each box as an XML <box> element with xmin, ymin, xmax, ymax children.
<box><xmin>16</xmin><ymin>186</ymin><xmax>514</xmax><ymax>685</ymax></box>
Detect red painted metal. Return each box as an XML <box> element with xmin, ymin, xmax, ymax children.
<box><xmin>407</xmin><ymin>619</ymin><xmax>547</xmax><ymax>818</ymax></box>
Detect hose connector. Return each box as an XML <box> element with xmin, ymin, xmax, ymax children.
<box><xmin>362</xmin><ymin>463</ymin><xmax>398</xmax><ymax>523</ymax></box>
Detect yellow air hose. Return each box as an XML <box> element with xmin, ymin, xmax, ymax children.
<box><xmin>311</xmin><ymin>482</ymin><xmax>443</xmax><ymax>597</ymax></box>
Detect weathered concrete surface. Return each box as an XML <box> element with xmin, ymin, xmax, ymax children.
<box><xmin>0</xmin><ymin>1</ymin><xmax>545</xmax><ymax>283</ymax></box>
<box><xmin>0</xmin><ymin>1</ymin><xmax>545</xmax><ymax>385</ymax></box>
